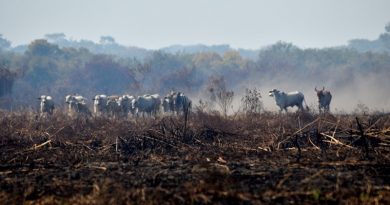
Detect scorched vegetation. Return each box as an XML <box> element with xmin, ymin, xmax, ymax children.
<box><xmin>0</xmin><ymin>110</ymin><xmax>389</xmax><ymax>204</ymax></box>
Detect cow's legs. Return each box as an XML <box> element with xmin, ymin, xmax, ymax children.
<box><xmin>325</xmin><ymin>105</ymin><xmax>330</xmax><ymax>112</ymax></box>
<box><xmin>297</xmin><ymin>104</ymin><xmax>304</xmax><ymax>111</ymax></box>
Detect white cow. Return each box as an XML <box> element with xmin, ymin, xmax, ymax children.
<box><xmin>133</xmin><ymin>94</ymin><xmax>161</xmax><ymax>117</ymax></box>
<box><xmin>65</xmin><ymin>94</ymin><xmax>91</xmax><ymax>116</ymax></box>
<box><xmin>164</xmin><ymin>91</ymin><xmax>191</xmax><ymax>115</ymax></box>
<box><xmin>117</xmin><ymin>95</ymin><xmax>136</xmax><ymax>117</ymax></box>
<box><xmin>162</xmin><ymin>96</ymin><xmax>172</xmax><ymax>113</ymax></box>
<box><xmin>163</xmin><ymin>91</ymin><xmax>177</xmax><ymax>114</ymax></box>
<box><xmin>174</xmin><ymin>92</ymin><xmax>192</xmax><ymax>115</ymax></box>
<box><xmin>315</xmin><ymin>87</ymin><xmax>332</xmax><ymax>113</ymax></box>
<box><xmin>93</xmin><ymin>94</ymin><xmax>108</xmax><ymax>116</ymax></box>
<box><xmin>38</xmin><ymin>95</ymin><xmax>55</xmax><ymax>116</ymax></box>
<box><xmin>269</xmin><ymin>89</ymin><xmax>308</xmax><ymax>112</ymax></box>
<box><xmin>106</xmin><ymin>95</ymin><xmax>121</xmax><ymax>118</ymax></box>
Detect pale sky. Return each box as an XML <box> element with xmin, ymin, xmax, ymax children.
<box><xmin>1</xmin><ymin>0</ymin><xmax>389</xmax><ymax>49</ymax></box>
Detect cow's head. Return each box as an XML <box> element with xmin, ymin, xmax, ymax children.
<box><xmin>93</xmin><ymin>95</ymin><xmax>100</xmax><ymax>105</ymax></box>
<box><xmin>315</xmin><ymin>87</ymin><xmax>325</xmax><ymax>98</ymax></box>
<box><xmin>133</xmin><ymin>97</ymin><xmax>141</xmax><ymax>107</ymax></box>
<box><xmin>268</xmin><ymin>89</ymin><xmax>279</xmax><ymax>97</ymax></box>
<box><xmin>93</xmin><ymin>95</ymin><xmax>106</xmax><ymax>105</ymax></box>
<box><xmin>39</xmin><ymin>95</ymin><xmax>52</xmax><ymax>106</ymax></box>
<box><xmin>162</xmin><ymin>97</ymin><xmax>170</xmax><ymax>111</ymax></box>
<box><xmin>65</xmin><ymin>95</ymin><xmax>72</xmax><ymax>104</ymax></box>
<box><xmin>117</xmin><ymin>96</ymin><xmax>129</xmax><ymax>106</ymax></box>
<box><xmin>39</xmin><ymin>95</ymin><xmax>50</xmax><ymax>102</ymax></box>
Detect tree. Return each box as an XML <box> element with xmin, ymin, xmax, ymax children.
<box><xmin>71</xmin><ymin>54</ymin><xmax>138</xmax><ymax>95</ymax></box>
<box><xmin>158</xmin><ymin>65</ymin><xmax>203</xmax><ymax>94</ymax></box>
<box><xmin>45</xmin><ymin>33</ymin><xmax>66</xmax><ymax>43</ymax></box>
<box><xmin>206</xmin><ymin>75</ymin><xmax>234</xmax><ymax>117</ymax></box>
<box><xmin>192</xmin><ymin>52</ymin><xmax>222</xmax><ymax>69</ymax></box>
<box><xmin>0</xmin><ymin>66</ymin><xmax>17</xmax><ymax>97</ymax></box>
<box><xmin>385</xmin><ymin>22</ymin><xmax>390</xmax><ymax>33</ymax></box>
<box><xmin>216</xmin><ymin>88</ymin><xmax>234</xmax><ymax>117</ymax></box>
<box><xmin>100</xmin><ymin>36</ymin><xmax>116</xmax><ymax>44</ymax></box>
<box><xmin>19</xmin><ymin>40</ymin><xmax>62</xmax><ymax>93</ymax></box>
<box><xmin>223</xmin><ymin>50</ymin><xmax>242</xmax><ymax>64</ymax></box>
<box><xmin>26</xmin><ymin>39</ymin><xmax>61</xmax><ymax>57</ymax></box>
<box><xmin>0</xmin><ymin>34</ymin><xmax>11</xmax><ymax>49</ymax></box>
<box><xmin>241</xmin><ymin>88</ymin><xmax>263</xmax><ymax>115</ymax></box>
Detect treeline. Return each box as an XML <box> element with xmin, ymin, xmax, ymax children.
<box><xmin>348</xmin><ymin>23</ymin><xmax>390</xmax><ymax>53</ymax></box>
<box><xmin>0</xmin><ymin>24</ymin><xmax>390</xmax><ymax>111</ymax></box>
<box><xmin>0</xmin><ymin>39</ymin><xmax>141</xmax><ymax>108</ymax></box>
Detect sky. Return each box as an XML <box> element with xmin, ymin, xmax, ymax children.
<box><xmin>1</xmin><ymin>0</ymin><xmax>390</xmax><ymax>49</ymax></box>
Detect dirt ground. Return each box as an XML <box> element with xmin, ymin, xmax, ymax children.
<box><xmin>0</xmin><ymin>111</ymin><xmax>389</xmax><ymax>204</ymax></box>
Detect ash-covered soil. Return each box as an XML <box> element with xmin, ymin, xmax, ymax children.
<box><xmin>0</xmin><ymin>111</ymin><xmax>389</xmax><ymax>204</ymax></box>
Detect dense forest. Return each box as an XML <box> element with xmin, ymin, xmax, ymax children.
<box><xmin>0</xmin><ymin>24</ymin><xmax>390</xmax><ymax>112</ymax></box>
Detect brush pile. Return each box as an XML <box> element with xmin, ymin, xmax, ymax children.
<box><xmin>0</xmin><ymin>110</ymin><xmax>389</xmax><ymax>204</ymax></box>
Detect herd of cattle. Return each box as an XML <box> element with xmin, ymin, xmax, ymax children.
<box><xmin>37</xmin><ymin>87</ymin><xmax>332</xmax><ymax>117</ymax></box>
<box><xmin>38</xmin><ymin>91</ymin><xmax>192</xmax><ymax>118</ymax></box>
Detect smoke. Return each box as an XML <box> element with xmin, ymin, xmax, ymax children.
<box><xmin>331</xmin><ymin>72</ymin><xmax>390</xmax><ymax>112</ymax></box>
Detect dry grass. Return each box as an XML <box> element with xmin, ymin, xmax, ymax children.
<box><xmin>0</xmin><ymin>110</ymin><xmax>389</xmax><ymax>204</ymax></box>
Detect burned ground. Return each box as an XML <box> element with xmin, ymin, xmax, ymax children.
<box><xmin>0</xmin><ymin>111</ymin><xmax>389</xmax><ymax>204</ymax></box>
